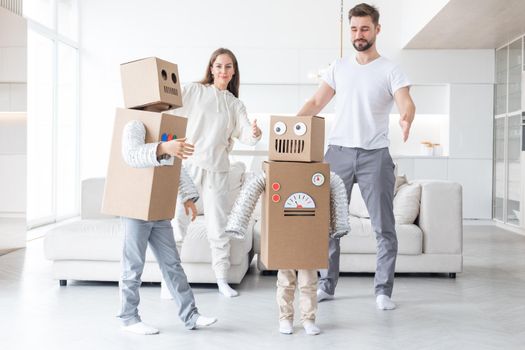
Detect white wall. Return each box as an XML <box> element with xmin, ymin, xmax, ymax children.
<box><xmin>0</xmin><ymin>112</ymin><xmax>26</xmax><ymax>214</ymax></box>
<box><xmin>79</xmin><ymin>0</ymin><xmax>495</xmax><ymax>218</ymax></box>
<box><xmin>0</xmin><ymin>7</ymin><xmax>27</xmax><ymax>248</ymax></box>
<box><xmin>0</xmin><ymin>7</ymin><xmax>27</xmax><ymax>111</ymax></box>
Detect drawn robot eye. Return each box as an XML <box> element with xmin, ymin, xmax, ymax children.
<box><xmin>293</xmin><ymin>122</ymin><xmax>307</xmax><ymax>136</ymax></box>
<box><xmin>273</xmin><ymin>121</ymin><xmax>286</xmax><ymax>135</ymax></box>
<box><xmin>171</xmin><ymin>72</ymin><xmax>177</xmax><ymax>84</ymax></box>
<box><xmin>161</xmin><ymin>69</ymin><xmax>168</xmax><ymax>80</ymax></box>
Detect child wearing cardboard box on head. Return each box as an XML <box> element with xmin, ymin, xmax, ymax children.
<box><xmin>117</xmin><ymin>121</ymin><xmax>217</xmax><ymax>335</ymax></box>
<box><xmin>103</xmin><ymin>57</ymin><xmax>218</xmax><ymax>335</ymax></box>
<box><xmin>167</xmin><ymin>48</ymin><xmax>262</xmax><ymax>298</ymax></box>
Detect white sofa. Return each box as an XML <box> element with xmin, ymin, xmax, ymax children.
<box><xmin>254</xmin><ymin>178</ymin><xmax>463</xmax><ymax>277</ymax></box>
<box><xmin>44</xmin><ymin>163</ymin><xmax>463</xmax><ymax>286</ymax></box>
<box><xmin>44</xmin><ymin>162</ymin><xmax>255</xmax><ymax>286</ymax></box>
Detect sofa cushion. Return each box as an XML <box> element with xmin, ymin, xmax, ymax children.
<box><xmin>395</xmin><ymin>174</ymin><xmax>408</xmax><ymax>195</ymax></box>
<box><xmin>44</xmin><ymin>216</ymin><xmax>253</xmax><ymax>266</ymax></box>
<box><xmin>251</xmin><ymin>216</ymin><xmax>423</xmax><ymax>256</ymax></box>
<box><xmin>393</xmin><ymin>183</ymin><xmax>421</xmax><ymax>224</ymax></box>
<box><xmin>348</xmin><ymin>175</ymin><xmax>414</xmax><ymax>219</ymax></box>
<box><xmin>339</xmin><ymin>216</ymin><xmax>422</xmax><ymax>255</ymax></box>
<box><xmin>175</xmin><ymin>216</ymin><xmax>253</xmax><ymax>265</ymax></box>
<box><xmin>349</xmin><ymin>185</ymin><xmax>369</xmax><ymax>218</ymax></box>
<box><xmin>43</xmin><ymin>219</ymin><xmax>135</xmax><ymax>261</ymax></box>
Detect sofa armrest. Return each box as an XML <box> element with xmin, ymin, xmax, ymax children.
<box><xmin>82</xmin><ymin>178</ymin><xmax>115</xmax><ymax>220</ymax></box>
<box><xmin>413</xmin><ymin>180</ymin><xmax>463</xmax><ymax>254</ymax></box>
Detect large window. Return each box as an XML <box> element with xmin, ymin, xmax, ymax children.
<box><xmin>25</xmin><ymin>0</ymin><xmax>79</xmax><ymax>227</ymax></box>
<box><xmin>493</xmin><ymin>38</ymin><xmax>523</xmax><ymax>227</ymax></box>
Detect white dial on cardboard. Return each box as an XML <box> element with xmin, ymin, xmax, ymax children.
<box><xmin>284</xmin><ymin>192</ymin><xmax>316</xmax><ymax>209</ymax></box>
<box><xmin>312</xmin><ymin>173</ymin><xmax>325</xmax><ymax>186</ymax></box>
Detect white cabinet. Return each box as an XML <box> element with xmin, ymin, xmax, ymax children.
<box><xmin>413</xmin><ymin>158</ymin><xmax>448</xmax><ymax>180</ymax></box>
<box><xmin>393</xmin><ymin>157</ymin><xmax>415</xmax><ymax>179</ymax></box>
<box><xmin>393</xmin><ymin>156</ymin><xmax>492</xmax><ymax>219</ymax></box>
<box><xmin>9</xmin><ymin>83</ymin><xmax>26</xmax><ymax>112</ymax></box>
<box><xmin>449</xmin><ymin>84</ymin><xmax>493</xmax><ymax>159</ymax></box>
<box><xmin>0</xmin><ymin>83</ymin><xmax>9</xmax><ymax>109</ymax></box>
<box><xmin>448</xmin><ymin>159</ymin><xmax>492</xmax><ymax>219</ymax></box>
<box><xmin>0</xmin><ymin>47</ymin><xmax>27</xmax><ymax>82</ymax></box>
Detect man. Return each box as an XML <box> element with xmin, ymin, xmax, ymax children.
<box><xmin>297</xmin><ymin>3</ymin><xmax>416</xmax><ymax>310</ymax></box>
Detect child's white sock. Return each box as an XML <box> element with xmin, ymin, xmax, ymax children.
<box><xmin>217</xmin><ymin>278</ymin><xmax>239</xmax><ymax>297</ymax></box>
<box><xmin>160</xmin><ymin>281</ymin><xmax>173</xmax><ymax>300</ymax></box>
<box><xmin>195</xmin><ymin>315</ymin><xmax>218</xmax><ymax>328</ymax></box>
<box><xmin>376</xmin><ymin>294</ymin><xmax>396</xmax><ymax>310</ymax></box>
<box><xmin>279</xmin><ymin>320</ymin><xmax>293</xmax><ymax>334</ymax></box>
<box><xmin>303</xmin><ymin>320</ymin><xmax>321</xmax><ymax>335</ymax></box>
<box><xmin>121</xmin><ymin>322</ymin><xmax>159</xmax><ymax>335</ymax></box>
<box><xmin>316</xmin><ymin>289</ymin><xmax>334</xmax><ymax>302</ymax></box>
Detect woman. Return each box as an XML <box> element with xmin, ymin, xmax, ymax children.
<box><xmin>169</xmin><ymin>48</ymin><xmax>261</xmax><ymax>297</ymax></box>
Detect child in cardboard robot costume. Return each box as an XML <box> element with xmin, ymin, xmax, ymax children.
<box><xmin>226</xmin><ymin>115</ymin><xmax>350</xmax><ymax>335</ymax></box>
<box><xmin>102</xmin><ymin>57</ymin><xmax>217</xmax><ymax>335</ymax></box>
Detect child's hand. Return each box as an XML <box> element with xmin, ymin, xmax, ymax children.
<box><xmin>183</xmin><ymin>200</ymin><xmax>197</xmax><ymax>222</ymax></box>
<box><xmin>157</xmin><ymin>138</ymin><xmax>194</xmax><ymax>160</ymax></box>
<box><xmin>251</xmin><ymin>119</ymin><xmax>261</xmax><ymax>138</ymax></box>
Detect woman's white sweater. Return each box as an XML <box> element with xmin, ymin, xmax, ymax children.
<box><xmin>172</xmin><ymin>83</ymin><xmax>261</xmax><ymax>172</ymax></box>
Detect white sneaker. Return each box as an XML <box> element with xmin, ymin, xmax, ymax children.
<box><xmin>317</xmin><ymin>289</ymin><xmax>334</xmax><ymax>302</ymax></box>
<box><xmin>121</xmin><ymin>322</ymin><xmax>159</xmax><ymax>335</ymax></box>
<box><xmin>303</xmin><ymin>320</ymin><xmax>321</xmax><ymax>335</ymax></box>
<box><xmin>279</xmin><ymin>320</ymin><xmax>293</xmax><ymax>334</ymax></box>
<box><xmin>194</xmin><ymin>315</ymin><xmax>218</xmax><ymax>328</ymax></box>
<box><xmin>376</xmin><ymin>294</ymin><xmax>396</xmax><ymax>310</ymax></box>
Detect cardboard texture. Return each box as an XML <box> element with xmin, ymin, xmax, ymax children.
<box><xmin>269</xmin><ymin>115</ymin><xmax>325</xmax><ymax>162</ymax></box>
<box><xmin>260</xmin><ymin>161</ymin><xmax>330</xmax><ymax>270</ymax></box>
<box><xmin>101</xmin><ymin>108</ymin><xmax>187</xmax><ymax>221</ymax></box>
<box><xmin>121</xmin><ymin>57</ymin><xmax>183</xmax><ymax>110</ymax></box>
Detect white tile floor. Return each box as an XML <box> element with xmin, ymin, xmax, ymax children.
<box><xmin>0</xmin><ymin>224</ymin><xmax>524</xmax><ymax>350</ymax></box>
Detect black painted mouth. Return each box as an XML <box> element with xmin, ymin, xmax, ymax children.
<box><xmin>275</xmin><ymin>139</ymin><xmax>305</xmax><ymax>154</ymax></box>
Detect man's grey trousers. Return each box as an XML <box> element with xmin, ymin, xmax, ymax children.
<box><xmin>319</xmin><ymin>146</ymin><xmax>398</xmax><ymax>297</ymax></box>
<box><xmin>117</xmin><ymin>218</ymin><xmax>200</xmax><ymax>328</ymax></box>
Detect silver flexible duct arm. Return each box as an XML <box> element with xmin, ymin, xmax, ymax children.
<box><xmin>226</xmin><ymin>173</ymin><xmax>266</xmax><ymax>239</ymax></box>
<box><xmin>329</xmin><ymin>172</ymin><xmax>351</xmax><ymax>238</ymax></box>
<box><xmin>226</xmin><ymin>171</ymin><xmax>351</xmax><ymax>239</ymax></box>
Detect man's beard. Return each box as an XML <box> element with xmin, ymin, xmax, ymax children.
<box><xmin>353</xmin><ymin>38</ymin><xmax>374</xmax><ymax>52</ymax></box>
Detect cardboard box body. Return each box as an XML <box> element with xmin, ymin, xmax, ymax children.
<box><xmin>269</xmin><ymin>115</ymin><xmax>325</xmax><ymax>162</ymax></box>
<box><xmin>121</xmin><ymin>57</ymin><xmax>183</xmax><ymax>110</ymax></box>
<box><xmin>101</xmin><ymin>108</ymin><xmax>187</xmax><ymax>221</ymax></box>
<box><xmin>260</xmin><ymin>161</ymin><xmax>330</xmax><ymax>270</ymax></box>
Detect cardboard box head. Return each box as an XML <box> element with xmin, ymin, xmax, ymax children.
<box><xmin>260</xmin><ymin>161</ymin><xmax>329</xmax><ymax>270</ymax></box>
<box><xmin>269</xmin><ymin>115</ymin><xmax>325</xmax><ymax>162</ymax></box>
<box><xmin>101</xmin><ymin>108</ymin><xmax>187</xmax><ymax>221</ymax></box>
<box><xmin>121</xmin><ymin>57</ymin><xmax>183</xmax><ymax>111</ymax></box>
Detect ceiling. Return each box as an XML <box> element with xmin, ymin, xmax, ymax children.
<box><xmin>405</xmin><ymin>0</ymin><xmax>525</xmax><ymax>49</ymax></box>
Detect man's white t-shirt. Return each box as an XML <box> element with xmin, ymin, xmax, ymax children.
<box><xmin>321</xmin><ymin>56</ymin><xmax>411</xmax><ymax>150</ymax></box>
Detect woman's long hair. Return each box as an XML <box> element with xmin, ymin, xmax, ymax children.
<box><xmin>198</xmin><ymin>48</ymin><xmax>240</xmax><ymax>98</ymax></box>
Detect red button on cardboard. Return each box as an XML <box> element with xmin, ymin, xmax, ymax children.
<box><xmin>272</xmin><ymin>194</ymin><xmax>281</xmax><ymax>203</ymax></box>
<box><xmin>272</xmin><ymin>182</ymin><xmax>280</xmax><ymax>191</ymax></box>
